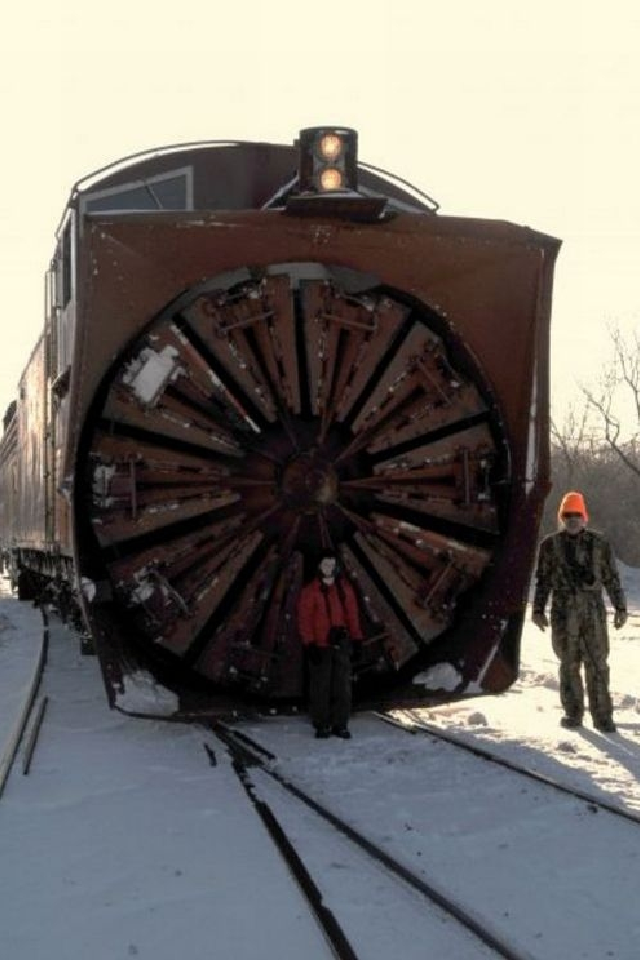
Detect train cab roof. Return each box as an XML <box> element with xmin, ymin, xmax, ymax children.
<box><xmin>64</xmin><ymin>139</ymin><xmax>437</xmax><ymax>222</ymax></box>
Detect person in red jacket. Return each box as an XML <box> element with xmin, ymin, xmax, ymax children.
<box><xmin>297</xmin><ymin>551</ymin><xmax>364</xmax><ymax>739</ymax></box>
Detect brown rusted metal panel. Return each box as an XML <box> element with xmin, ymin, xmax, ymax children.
<box><xmin>69</xmin><ymin>211</ymin><xmax>555</xmax><ymax>466</ymax></box>
<box><xmin>15</xmin><ymin>338</ymin><xmax>47</xmax><ymax>548</ymax></box>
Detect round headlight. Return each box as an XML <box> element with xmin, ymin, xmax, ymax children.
<box><xmin>318</xmin><ymin>133</ymin><xmax>342</xmax><ymax>160</ymax></box>
<box><xmin>319</xmin><ymin>168</ymin><xmax>343</xmax><ymax>191</ymax></box>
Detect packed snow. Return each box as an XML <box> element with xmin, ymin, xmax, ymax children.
<box><xmin>0</xmin><ymin>567</ymin><xmax>639</xmax><ymax>959</ymax></box>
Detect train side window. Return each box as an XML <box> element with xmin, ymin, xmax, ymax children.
<box><xmin>61</xmin><ymin>221</ymin><xmax>72</xmax><ymax>307</ymax></box>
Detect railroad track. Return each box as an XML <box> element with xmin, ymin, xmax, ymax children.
<box><xmin>0</xmin><ymin>606</ymin><xmax>49</xmax><ymax>797</ymax></box>
<box><xmin>212</xmin><ymin>722</ymin><xmax>536</xmax><ymax>960</ymax></box>
<box><xmin>377</xmin><ymin>709</ymin><xmax>640</xmax><ymax>827</ymax></box>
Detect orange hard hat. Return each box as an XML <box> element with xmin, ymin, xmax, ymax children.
<box><xmin>558</xmin><ymin>491</ymin><xmax>588</xmax><ymax>521</ymax></box>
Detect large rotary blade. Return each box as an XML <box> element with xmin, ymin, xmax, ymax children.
<box><xmin>79</xmin><ymin>264</ymin><xmax>508</xmax><ymax>701</ymax></box>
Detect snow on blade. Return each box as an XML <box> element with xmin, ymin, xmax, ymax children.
<box><xmin>412</xmin><ymin>661</ymin><xmax>462</xmax><ymax>691</ymax></box>
<box><xmin>114</xmin><ymin>669</ymin><xmax>179</xmax><ymax>714</ymax></box>
<box><xmin>122</xmin><ymin>345</ymin><xmax>182</xmax><ymax>406</ymax></box>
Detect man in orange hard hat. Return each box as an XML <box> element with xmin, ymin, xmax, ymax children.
<box><xmin>532</xmin><ymin>491</ymin><xmax>627</xmax><ymax>732</ymax></box>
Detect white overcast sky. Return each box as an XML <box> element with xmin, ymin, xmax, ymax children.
<box><xmin>1</xmin><ymin>0</ymin><xmax>639</xmax><ymax>430</ymax></box>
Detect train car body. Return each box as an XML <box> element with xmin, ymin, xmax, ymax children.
<box><xmin>0</xmin><ymin>402</ymin><xmax>17</xmax><ymax>572</ymax></box>
<box><xmin>0</xmin><ymin>130</ymin><xmax>560</xmax><ymax>717</ymax></box>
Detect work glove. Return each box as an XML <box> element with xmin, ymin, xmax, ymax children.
<box><xmin>532</xmin><ymin>611</ymin><xmax>549</xmax><ymax>631</ymax></box>
<box><xmin>306</xmin><ymin>644</ymin><xmax>323</xmax><ymax>665</ymax></box>
<box><xmin>613</xmin><ymin>609</ymin><xmax>628</xmax><ymax>630</ymax></box>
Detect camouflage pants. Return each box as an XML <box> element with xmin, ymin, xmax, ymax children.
<box><xmin>551</xmin><ymin>596</ymin><xmax>613</xmax><ymax>723</ymax></box>
<box><xmin>308</xmin><ymin>646</ymin><xmax>352</xmax><ymax>731</ymax></box>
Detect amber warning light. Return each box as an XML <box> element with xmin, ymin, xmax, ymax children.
<box><xmin>297</xmin><ymin>126</ymin><xmax>358</xmax><ymax>194</ymax></box>
<box><xmin>319</xmin><ymin>133</ymin><xmax>342</xmax><ymax>161</ymax></box>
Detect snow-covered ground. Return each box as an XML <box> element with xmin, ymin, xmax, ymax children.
<box><xmin>0</xmin><ymin>568</ymin><xmax>639</xmax><ymax>960</ymax></box>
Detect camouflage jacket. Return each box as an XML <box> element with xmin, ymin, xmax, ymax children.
<box><xmin>532</xmin><ymin>529</ymin><xmax>626</xmax><ymax>616</ymax></box>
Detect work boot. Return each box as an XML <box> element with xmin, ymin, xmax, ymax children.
<box><xmin>332</xmin><ymin>727</ymin><xmax>352</xmax><ymax>739</ymax></box>
<box><xmin>560</xmin><ymin>715</ymin><xmax>583</xmax><ymax>729</ymax></box>
<box><xmin>593</xmin><ymin>718</ymin><xmax>616</xmax><ymax>733</ymax></box>
<box><xmin>314</xmin><ymin>727</ymin><xmax>331</xmax><ymax>739</ymax></box>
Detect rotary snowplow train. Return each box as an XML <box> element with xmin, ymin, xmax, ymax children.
<box><xmin>0</xmin><ymin>127</ymin><xmax>560</xmax><ymax>717</ymax></box>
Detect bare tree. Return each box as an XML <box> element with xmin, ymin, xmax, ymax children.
<box><xmin>580</xmin><ymin>325</ymin><xmax>640</xmax><ymax>482</ymax></box>
<box><xmin>550</xmin><ymin>404</ymin><xmax>592</xmax><ymax>486</ymax></box>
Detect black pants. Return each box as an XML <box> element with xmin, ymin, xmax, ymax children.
<box><xmin>308</xmin><ymin>646</ymin><xmax>352</xmax><ymax>731</ymax></box>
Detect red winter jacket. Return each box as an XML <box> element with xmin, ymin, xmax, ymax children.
<box><xmin>297</xmin><ymin>577</ymin><xmax>364</xmax><ymax>648</ymax></box>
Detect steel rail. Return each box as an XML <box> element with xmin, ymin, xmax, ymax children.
<box><xmin>213</xmin><ymin>722</ymin><xmax>537</xmax><ymax>960</ymax></box>
<box><xmin>0</xmin><ymin>608</ymin><xmax>49</xmax><ymax>797</ymax></box>
<box><xmin>214</xmin><ymin>723</ymin><xmax>360</xmax><ymax>960</ymax></box>
<box><xmin>21</xmin><ymin>695</ymin><xmax>49</xmax><ymax>775</ymax></box>
<box><xmin>377</xmin><ymin>710</ymin><xmax>640</xmax><ymax>827</ymax></box>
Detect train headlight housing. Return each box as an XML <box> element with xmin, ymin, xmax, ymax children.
<box><xmin>298</xmin><ymin>126</ymin><xmax>358</xmax><ymax>194</ymax></box>
<box><xmin>287</xmin><ymin>125</ymin><xmax>387</xmax><ymax>221</ymax></box>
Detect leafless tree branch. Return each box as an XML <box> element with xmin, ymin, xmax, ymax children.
<box><xmin>579</xmin><ymin>325</ymin><xmax>640</xmax><ymax>481</ymax></box>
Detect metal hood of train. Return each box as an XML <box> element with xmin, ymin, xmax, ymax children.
<box><xmin>70</xmin><ymin>208</ymin><xmax>559</xmax><ymax>716</ymax></box>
